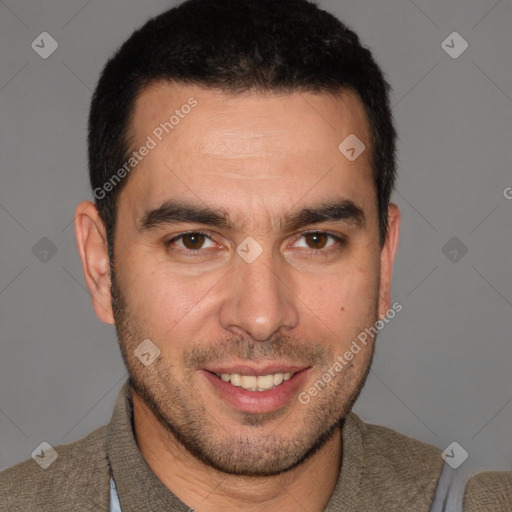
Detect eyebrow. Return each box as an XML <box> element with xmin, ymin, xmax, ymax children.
<box><xmin>138</xmin><ymin>198</ymin><xmax>366</xmax><ymax>234</ymax></box>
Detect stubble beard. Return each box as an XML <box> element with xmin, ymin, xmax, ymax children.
<box><xmin>109</xmin><ymin>266</ymin><xmax>376</xmax><ymax>477</ymax></box>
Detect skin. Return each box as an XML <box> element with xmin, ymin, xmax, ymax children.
<box><xmin>75</xmin><ymin>83</ymin><xmax>401</xmax><ymax>512</ymax></box>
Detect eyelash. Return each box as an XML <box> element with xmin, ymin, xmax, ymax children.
<box><xmin>164</xmin><ymin>230</ymin><xmax>346</xmax><ymax>258</ymax></box>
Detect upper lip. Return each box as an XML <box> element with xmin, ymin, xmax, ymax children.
<box><xmin>203</xmin><ymin>364</ymin><xmax>309</xmax><ymax>376</ymax></box>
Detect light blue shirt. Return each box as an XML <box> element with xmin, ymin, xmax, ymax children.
<box><xmin>429</xmin><ymin>463</ymin><xmax>472</xmax><ymax>512</ymax></box>
<box><xmin>110</xmin><ymin>477</ymin><xmax>123</xmax><ymax>512</ymax></box>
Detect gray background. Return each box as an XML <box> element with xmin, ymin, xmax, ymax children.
<box><xmin>1</xmin><ymin>0</ymin><xmax>511</xmax><ymax>474</ymax></box>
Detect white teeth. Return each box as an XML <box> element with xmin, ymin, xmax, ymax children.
<box><xmin>241</xmin><ymin>375</ymin><xmax>258</xmax><ymax>389</ymax></box>
<box><xmin>257</xmin><ymin>374</ymin><xmax>274</xmax><ymax>389</ymax></box>
<box><xmin>273</xmin><ymin>373</ymin><xmax>284</xmax><ymax>386</ymax></box>
<box><xmin>216</xmin><ymin>371</ymin><xmax>295</xmax><ymax>391</ymax></box>
<box><xmin>230</xmin><ymin>374</ymin><xmax>241</xmax><ymax>386</ymax></box>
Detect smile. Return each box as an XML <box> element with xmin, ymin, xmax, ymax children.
<box><xmin>214</xmin><ymin>372</ymin><xmax>295</xmax><ymax>391</ymax></box>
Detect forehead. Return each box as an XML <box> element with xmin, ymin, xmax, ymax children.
<box><xmin>118</xmin><ymin>82</ymin><xmax>375</xmax><ymax>228</ymax></box>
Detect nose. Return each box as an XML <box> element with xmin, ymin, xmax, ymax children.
<box><xmin>218</xmin><ymin>248</ymin><xmax>299</xmax><ymax>341</ymax></box>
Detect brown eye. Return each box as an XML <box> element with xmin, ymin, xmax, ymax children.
<box><xmin>165</xmin><ymin>231</ymin><xmax>218</xmax><ymax>259</ymax></box>
<box><xmin>180</xmin><ymin>233</ymin><xmax>207</xmax><ymax>250</ymax></box>
<box><xmin>304</xmin><ymin>232</ymin><xmax>329</xmax><ymax>249</ymax></box>
<box><xmin>292</xmin><ymin>231</ymin><xmax>344</xmax><ymax>253</ymax></box>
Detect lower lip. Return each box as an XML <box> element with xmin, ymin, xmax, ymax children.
<box><xmin>200</xmin><ymin>369</ymin><xmax>310</xmax><ymax>414</ymax></box>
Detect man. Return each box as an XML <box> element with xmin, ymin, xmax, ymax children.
<box><xmin>1</xmin><ymin>0</ymin><xmax>511</xmax><ymax>510</ymax></box>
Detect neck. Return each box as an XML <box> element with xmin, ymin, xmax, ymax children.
<box><xmin>132</xmin><ymin>391</ymin><xmax>343</xmax><ymax>512</ymax></box>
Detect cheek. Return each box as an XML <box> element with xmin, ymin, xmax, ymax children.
<box><xmin>125</xmin><ymin>260</ymin><xmax>220</xmax><ymax>340</ymax></box>
<box><xmin>301</xmin><ymin>261</ymin><xmax>379</xmax><ymax>344</ymax></box>
<box><xmin>316</xmin><ymin>262</ymin><xmax>379</xmax><ymax>310</ymax></box>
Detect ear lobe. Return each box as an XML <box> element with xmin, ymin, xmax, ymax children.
<box><xmin>74</xmin><ymin>201</ymin><xmax>115</xmax><ymax>324</ymax></box>
<box><xmin>378</xmin><ymin>203</ymin><xmax>401</xmax><ymax>320</ymax></box>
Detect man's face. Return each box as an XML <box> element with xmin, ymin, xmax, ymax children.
<box><xmin>107</xmin><ymin>83</ymin><xmax>393</xmax><ymax>476</ymax></box>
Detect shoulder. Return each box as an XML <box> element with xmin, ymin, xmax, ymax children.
<box><xmin>348</xmin><ymin>412</ymin><xmax>443</xmax><ymax>474</ymax></box>
<box><xmin>345</xmin><ymin>413</ymin><xmax>444</xmax><ymax>509</ymax></box>
<box><xmin>464</xmin><ymin>470</ymin><xmax>512</xmax><ymax>511</ymax></box>
<box><xmin>345</xmin><ymin>415</ymin><xmax>512</xmax><ymax>510</ymax></box>
<box><xmin>0</xmin><ymin>425</ymin><xmax>110</xmax><ymax>512</ymax></box>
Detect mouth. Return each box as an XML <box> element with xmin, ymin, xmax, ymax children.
<box><xmin>212</xmin><ymin>371</ymin><xmax>296</xmax><ymax>391</ymax></box>
<box><xmin>201</xmin><ymin>365</ymin><xmax>311</xmax><ymax>414</ymax></box>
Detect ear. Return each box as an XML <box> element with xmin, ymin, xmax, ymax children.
<box><xmin>378</xmin><ymin>203</ymin><xmax>401</xmax><ymax>319</ymax></box>
<box><xmin>74</xmin><ymin>201</ymin><xmax>115</xmax><ymax>324</ymax></box>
